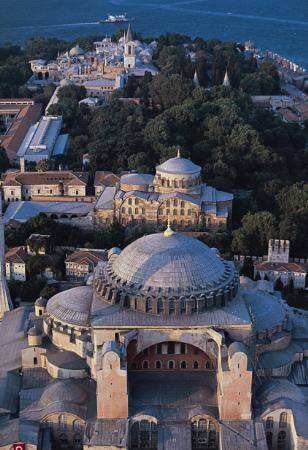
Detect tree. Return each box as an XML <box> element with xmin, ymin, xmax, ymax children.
<box><xmin>40</xmin><ymin>284</ymin><xmax>57</xmax><ymax>299</ymax></box>
<box><xmin>232</xmin><ymin>211</ymin><xmax>277</xmax><ymax>255</ymax></box>
<box><xmin>240</xmin><ymin>258</ymin><xmax>254</xmax><ymax>279</ymax></box>
<box><xmin>149</xmin><ymin>74</ymin><xmax>193</xmax><ymax>110</ymax></box>
<box><xmin>36</xmin><ymin>159</ymin><xmax>52</xmax><ymax>172</ymax></box>
<box><xmin>0</xmin><ymin>147</ymin><xmax>9</xmax><ymax>172</ymax></box>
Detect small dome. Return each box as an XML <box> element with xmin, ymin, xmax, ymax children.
<box><xmin>69</xmin><ymin>45</ymin><xmax>85</xmax><ymax>57</ymax></box>
<box><xmin>46</xmin><ymin>286</ymin><xmax>92</xmax><ymax>326</ymax></box>
<box><xmin>60</xmin><ymin>78</ymin><xmax>71</xmax><ymax>87</ymax></box>
<box><xmin>40</xmin><ymin>379</ymin><xmax>87</xmax><ymax>406</ymax></box>
<box><xmin>111</xmin><ymin>231</ymin><xmax>231</xmax><ymax>292</ymax></box>
<box><xmin>35</xmin><ymin>296</ymin><xmax>47</xmax><ymax>307</ymax></box>
<box><xmin>156</xmin><ymin>157</ymin><xmax>201</xmax><ymax>175</ymax></box>
<box><xmin>28</xmin><ymin>326</ymin><xmax>40</xmax><ymax>336</ymax></box>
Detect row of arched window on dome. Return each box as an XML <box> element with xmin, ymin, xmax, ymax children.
<box><xmin>130</xmin><ymin>417</ymin><xmax>219</xmax><ymax>450</ymax></box>
<box><xmin>44</xmin><ymin>416</ymin><xmax>83</xmax><ymax>432</ymax></box>
<box><xmin>132</xmin><ymin>360</ymin><xmax>213</xmax><ymax>370</ymax></box>
<box><xmin>157</xmin><ymin>177</ymin><xmax>201</xmax><ymax>189</ymax></box>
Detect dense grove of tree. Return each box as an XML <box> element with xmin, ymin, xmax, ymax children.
<box><xmin>0</xmin><ymin>33</ymin><xmax>307</xmax><ymax>259</ymax></box>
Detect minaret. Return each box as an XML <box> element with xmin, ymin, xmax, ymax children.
<box><xmin>0</xmin><ymin>194</ymin><xmax>13</xmax><ymax>319</ymax></box>
<box><xmin>222</xmin><ymin>69</ymin><xmax>231</xmax><ymax>88</ymax></box>
<box><xmin>193</xmin><ymin>69</ymin><xmax>200</xmax><ymax>87</ymax></box>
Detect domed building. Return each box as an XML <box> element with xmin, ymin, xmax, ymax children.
<box><xmin>0</xmin><ymin>229</ymin><xmax>308</xmax><ymax>449</ymax></box>
<box><xmin>93</xmin><ymin>150</ymin><xmax>234</xmax><ymax>231</ymax></box>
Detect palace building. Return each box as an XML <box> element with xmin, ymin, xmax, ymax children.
<box><xmin>0</xmin><ymin>219</ymin><xmax>308</xmax><ymax>449</ymax></box>
<box><xmin>92</xmin><ymin>151</ymin><xmax>234</xmax><ymax>231</ymax></box>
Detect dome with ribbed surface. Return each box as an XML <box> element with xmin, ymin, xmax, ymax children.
<box><xmin>46</xmin><ymin>286</ymin><xmax>92</xmax><ymax>326</ymax></box>
<box><xmin>156</xmin><ymin>157</ymin><xmax>201</xmax><ymax>175</ymax></box>
<box><xmin>112</xmin><ymin>232</ymin><xmax>228</xmax><ymax>291</ymax></box>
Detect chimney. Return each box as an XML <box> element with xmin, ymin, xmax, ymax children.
<box><xmin>20</xmin><ymin>157</ymin><xmax>25</xmax><ymax>173</ymax></box>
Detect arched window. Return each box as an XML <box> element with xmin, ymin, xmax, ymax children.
<box><xmin>73</xmin><ymin>420</ymin><xmax>82</xmax><ymax>432</ymax></box>
<box><xmin>135</xmin><ymin>198</ymin><xmax>139</xmax><ymax>205</ymax></box>
<box><xmin>205</xmin><ymin>361</ymin><xmax>211</xmax><ymax>370</ymax></box>
<box><xmin>266</xmin><ymin>417</ymin><xmax>274</xmax><ymax>429</ymax></box>
<box><xmin>135</xmin><ymin>208</ymin><xmax>139</xmax><ymax>215</ymax></box>
<box><xmin>158</xmin><ymin>208</ymin><xmax>163</xmax><ymax>215</ymax></box>
<box><xmin>59</xmin><ymin>414</ymin><xmax>67</xmax><ymax>431</ymax></box>
<box><xmin>168</xmin><ymin>360</ymin><xmax>174</xmax><ymax>369</ymax></box>
<box><xmin>155</xmin><ymin>360</ymin><xmax>162</xmax><ymax>369</ymax></box>
<box><xmin>193</xmin><ymin>361</ymin><xmax>199</xmax><ymax>369</ymax></box>
<box><xmin>191</xmin><ymin>417</ymin><xmax>219</xmax><ymax>450</ymax></box>
<box><xmin>180</xmin><ymin>208</ymin><xmax>184</xmax><ymax>215</ymax></box>
<box><xmin>174</xmin><ymin>199</ymin><xmax>178</xmax><ymax>206</ymax></box>
<box><xmin>128</xmin><ymin>198</ymin><xmax>132</xmax><ymax>205</ymax></box>
<box><xmin>131</xmin><ymin>419</ymin><xmax>158</xmax><ymax>450</ymax></box>
<box><xmin>277</xmin><ymin>431</ymin><xmax>286</xmax><ymax>450</ymax></box>
<box><xmin>157</xmin><ymin>299</ymin><xmax>163</xmax><ymax>313</ymax></box>
<box><xmin>121</xmin><ymin>207</ymin><xmax>125</xmax><ymax>213</ymax></box>
<box><xmin>266</xmin><ymin>432</ymin><xmax>273</xmax><ymax>450</ymax></box>
<box><xmin>181</xmin><ymin>201</ymin><xmax>185</xmax><ymax>208</ymax></box>
<box><xmin>166</xmin><ymin>200</ymin><xmax>170</xmax><ymax>207</ymax></box>
<box><xmin>128</xmin><ymin>207</ymin><xmax>132</xmax><ymax>215</ymax></box>
<box><xmin>142</xmin><ymin>360</ymin><xmax>149</xmax><ymax>369</ymax></box>
<box><xmin>142</xmin><ymin>208</ymin><xmax>145</xmax><ymax>215</ymax></box>
<box><xmin>279</xmin><ymin>412</ymin><xmax>287</xmax><ymax>428</ymax></box>
<box><xmin>173</xmin><ymin>209</ymin><xmax>177</xmax><ymax>215</ymax></box>
<box><xmin>187</xmin><ymin>209</ymin><xmax>192</xmax><ymax>216</ymax></box>
<box><xmin>146</xmin><ymin>298</ymin><xmax>152</xmax><ymax>312</ymax></box>
<box><xmin>180</xmin><ymin>361</ymin><xmax>187</xmax><ymax>369</ymax></box>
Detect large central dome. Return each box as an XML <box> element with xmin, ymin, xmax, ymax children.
<box><xmin>112</xmin><ymin>232</ymin><xmax>225</xmax><ymax>290</ymax></box>
<box><xmin>94</xmin><ymin>230</ymin><xmax>238</xmax><ymax>315</ymax></box>
<box><xmin>156</xmin><ymin>156</ymin><xmax>201</xmax><ymax>175</ymax></box>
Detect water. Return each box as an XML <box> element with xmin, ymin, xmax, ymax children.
<box><xmin>0</xmin><ymin>0</ymin><xmax>307</xmax><ymax>66</ymax></box>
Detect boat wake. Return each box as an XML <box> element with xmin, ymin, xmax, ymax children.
<box><xmin>2</xmin><ymin>22</ymin><xmax>100</xmax><ymax>31</ymax></box>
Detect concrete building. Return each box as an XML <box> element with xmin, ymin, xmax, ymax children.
<box><xmin>0</xmin><ymin>226</ymin><xmax>308</xmax><ymax>448</ymax></box>
<box><xmin>254</xmin><ymin>239</ymin><xmax>308</xmax><ymax>289</ymax></box>
<box><xmin>5</xmin><ymin>246</ymin><xmax>28</xmax><ymax>281</ymax></box>
<box><xmin>16</xmin><ymin>115</ymin><xmax>69</xmax><ymax>163</ymax></box>
<box><xmin>3</xmin><ymin>170</ymin><xmax>89</xmax><ymax>203</ymax></box>
<box><xmin>65</xmin><ymin>250</ymin><xmax>107</xmax><ymax>281</ymax></box>
<box><xmin>92</xmin><ymin>151</ymin><xmax>233</xmax><ymax>231</ymax></box>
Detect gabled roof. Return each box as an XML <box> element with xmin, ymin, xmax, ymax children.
<box><xmin>5</xmin><ymin>246</ymin><xmax>29</xmax><ymax>264</ymax></box>
<box><xmin>3</xmin><ymin>171</ymin><xmax>88</xmax><ymax>187</ymax></box>
<box><xmin>65</xmin><ymin>250</ymin><xmax>107</xmax><ymax>265</ymax></box>
<box><xmin>94</xmin><ymin>171</ymin><xmax>120</xmax><ymax>187</ymax></box>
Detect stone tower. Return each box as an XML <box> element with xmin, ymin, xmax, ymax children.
<box><xmin>0</xmin><ymin>194</ymin><xmax>13</xmax><ymax>319</ymax></box>
<box><xmin>124</xmin><ymin>24</ymin><xmax>136</xmax><ymax>69</ymax></box>
<box><xmin>268</xmin><ymin>239</ymin><xmax>290</xmax><ymax>264</ymax></box>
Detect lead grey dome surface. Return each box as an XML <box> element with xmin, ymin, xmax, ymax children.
<box><xmin>46</xmin><ymin>286</ymin><xmax>92</xmax><ymax>326</ymax></box>
<box><xmin>112</xmin><ymin>232</ymin><xmax>226</xmax><ymax>291</ymax></box>
<box><xmin>156</xmin><ymin>157</ymin><xmax>201</xmax><ymax>175</ymax></box>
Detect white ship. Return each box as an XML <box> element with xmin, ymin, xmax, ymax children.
<box><xmin>100</xmin><ymin>13</ymin><xmax>130</xmax><ymax>24</ymax></box>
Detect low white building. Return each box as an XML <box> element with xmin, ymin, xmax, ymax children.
<box><xmin>16</xmin><ymin>115</ymin><xmax>69</xmax><ymax>163</ymax></box>
<box><xmin>65</xmin><ymin>249</ymin><xmax>107</xmax><ymax>281</ymax></box>
<box><xmin>5</xmin><ymin>246</ymin><xmax>28</xmax><ymax>281</ymax></box>
<box><xmin>254</xmin><ymin>239</ymin><xmax>308</xmax><ymax>289</ymax></box>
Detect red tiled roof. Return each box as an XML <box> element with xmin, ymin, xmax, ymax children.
<box><xmin>3</xmin><ymin>171</ymin><xmax>88</xmax><ymax>187</ymax></box>
<box><xmin>5</xmin><ymin>246</ymin><xmax>29</xmax><ymax>264</ymax></box>
<box><xmin>254</xmin><ymin>261</ymin><xmax>308</xmax><ymax>274</ymax></box>
<box><xmin>65</xmin><ymin>250</ymin><xmax>107</xmax><ymax>265</ymax></box>
<box><xmin>0</xmin><ymin>104</ymin><xmax>42</xmax><ymax>161</ymax></box>
<box><xmin>94</xmin><ymin>171</ymin><xmax>120</xmax><ymax>187</ymax></box>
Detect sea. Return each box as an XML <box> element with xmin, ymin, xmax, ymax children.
<box><xmin>0</xmin><ymin>0</ymin><xmax>308</xmax><ymax>67</ymax></box>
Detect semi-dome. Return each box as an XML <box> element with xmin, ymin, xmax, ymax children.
<box><xmin>95</xmin><ymin>230</ymin><xmax>238</xmax><ymax>315</ymax></box>
<box><xmin>46</xmin><ymin>286</ymin><xmax>92</xmax><ymax>326</ymax></box>
<box><xmin>112</xmin><ymin>232</ymin><xmax>226</xmax><ymax>290</ymax></box>
<box><xmin>40</xmin><ymin>379</ymin><xmax>87</xmax><ymax>406</ymax></box>
<box><xmin>257</xmin><ymin>379</ymin><xmax>306</xmax><ymax>406</ymax></box>
<box><xmin>156</xmin><ymin>156</ymin><xmax>201</xmax><ymax>175</ymax></box>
